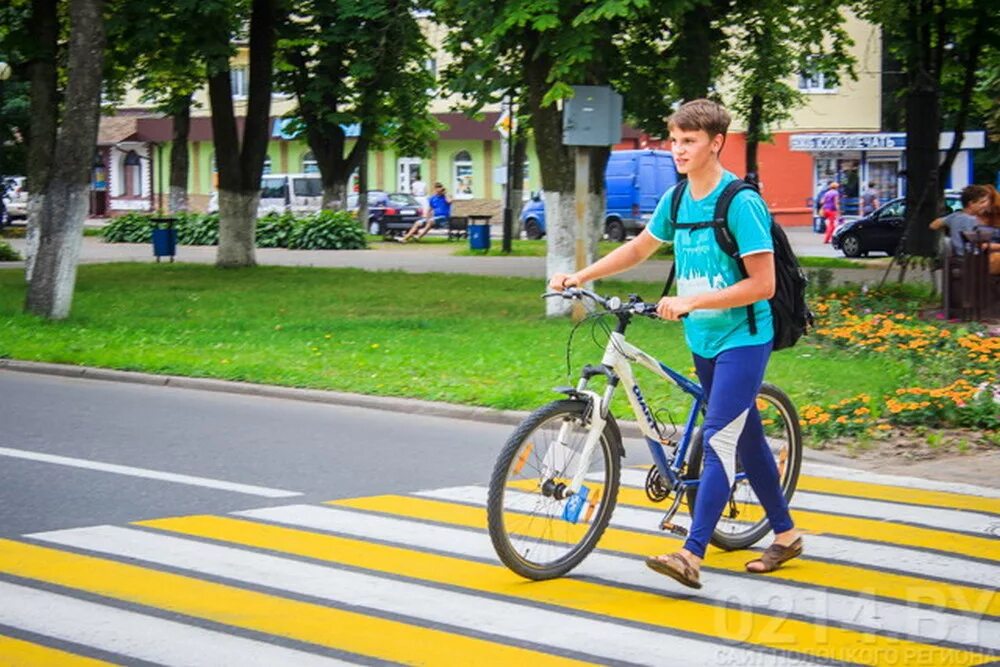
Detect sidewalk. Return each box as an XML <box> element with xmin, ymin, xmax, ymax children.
<box><xmin>2</xmin><ymin>226</ymin><xmax>928</xmax><ymax>285</ymax></box>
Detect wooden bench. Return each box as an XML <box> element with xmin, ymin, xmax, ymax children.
<box><xmin>943</xmin><ymin>229</ymin><xmax>1000</xmax><ymax>320</ymax></box>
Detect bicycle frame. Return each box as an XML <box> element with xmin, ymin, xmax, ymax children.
<box><xmin>562</xmin><ymin>327</ymin><xmax>747</xmax><ymax>497</ymax></box>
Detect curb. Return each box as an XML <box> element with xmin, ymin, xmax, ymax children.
<box><xmin>0</xmin><ymin>358</ymin><xmax>856</xmax><ymax>467</ymax></box>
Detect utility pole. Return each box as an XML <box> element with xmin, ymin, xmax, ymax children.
<box><xmin>501</xmin><ymin>90</ymin><xmax>515</xmax><ymax>254</ymax></box>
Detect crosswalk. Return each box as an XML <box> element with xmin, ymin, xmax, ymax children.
<box><xmin>1</xmin><ymin>462</ymin><xmax>997</xmax><ymax>666</ymax></box>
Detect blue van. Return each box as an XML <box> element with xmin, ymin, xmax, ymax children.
<box><xmin>520</xmin><ymin>149</ymin><xmax>678</xmax><ymax>241</ymax></box>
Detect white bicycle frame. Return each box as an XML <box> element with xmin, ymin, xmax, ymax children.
<box><xmin>561</xmin><ymin>330</ymin><xmax>705</xmax><ymax>495</ymax></box>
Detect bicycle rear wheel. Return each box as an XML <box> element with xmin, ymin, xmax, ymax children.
<box><xmin>685</xmin><ymin>382</ymin><xmax>803</xmax><ymax>551</ymax></box>
<box><xmin>487</xmin><ymin>399</ymin><xmax>622</xmax><ymax>580</ymax></box>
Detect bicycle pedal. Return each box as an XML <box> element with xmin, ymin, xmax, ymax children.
<box><xmin>659</xmin><ymin>520</ymin><xmax>689</xmax><ymax>537</ymax></box>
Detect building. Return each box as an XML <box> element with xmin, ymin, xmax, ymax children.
<box><xmin>95</xmin><ymin>12</ymin><xmax>984</xmax><ymax>226</ymax></box>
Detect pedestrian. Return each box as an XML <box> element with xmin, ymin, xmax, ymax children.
<box><xmin>549</xmin><ymin>98</ymin><xmax>801</xmax><ymax>590</ymax></box>
<box><xmin>929</xmin><ymin>184</ymin><xmax>993</xmax><ymax>257</ymax></box>
<box><xmin>860</xmin><ymin>181</ymin><xmax>880</xmax><ymax>216</ymax></box>
<box><xmin>410</xmin><ymin>172</ymin><xmax>428</xmax><ymax>220</ymax></box>
<box><xmin>821</xmin><ymin>182</ymin><xmax>840</xmax><ymax>244</ymax></box>
<box><xmin>400</xmin><ymin>182</ymin><xmax>451</xmax><ymax>243</ymax></box>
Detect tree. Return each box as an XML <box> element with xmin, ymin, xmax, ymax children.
<box><xmin>725</xmin><ymin>0</ymin><xmax>855</xmax><ymax>177</ymax></box>
<box><xmin>275</xmin><ymin>0</ymin><xmax>437</xmax><ymax>211</ymax></box>
<box><xmin>434</xmin><ymin>0</ymin><xmax>668</xmax><ymax>315</ymax></box>
<box><xmin>206</xmin><ymin>0</ymin><xmax>282</xmax><ymax>268</ymax></box>
<box><xmin>865</xmin><ymin>0</ymin><xmax>998</xmax><ymax>259</ymax></box>
<box><xmin>24</xmin><ymin>0</ymin><xmax>106</xmax><ymax>319</ymax></box>
<box><xmin>104</xmin><ymin>0</ymin><xmax>206</xmax><ymax>213</ymax></box>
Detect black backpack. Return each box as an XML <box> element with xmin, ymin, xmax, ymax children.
<box><xmin>660</xmin><ymin>179</ymin><xmax>813</xmax><ymax>351</ymax></box>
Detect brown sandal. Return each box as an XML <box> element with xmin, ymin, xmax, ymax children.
<box><xmin>745</xmin><ymin>537</ymin><xmax>803</xmax><ymax>573</ymax></box>
<box><xmin>645</xmin><ymin>552</ymin><xmax>702</xmax><ymax>589</ymax></box>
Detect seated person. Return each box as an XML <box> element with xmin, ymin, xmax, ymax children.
<box><xmin>930</xmin><ymin>185</ymin><xmax>991</xmax><ymax>256</ymax></box>
<box><xmin>400</xmin><ymin>182</ymin><xmax>451</xmax><ymax>243</ymax></box>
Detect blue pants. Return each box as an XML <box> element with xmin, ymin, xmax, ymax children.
<box><xmin>684</xmin><ymin>342</ymin><xmax>794</xmax><ymax>558</ymax></box>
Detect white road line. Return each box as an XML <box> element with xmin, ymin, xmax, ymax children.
<box><xmin>0</xmin><ymin>447</ymin><xmax>301</xmax><ymax>498</ymax></box>
<box><xmin>236</xmin><ymin>504</ymin><xmax>1000</xmax><ymax>651</ymax></box>
<box><xmin>613</xmin><ymin>469</ymin><xmax>998</xmax><ymax>534</ymax></box>
<box><xmin>29</xmin><ymin>525</ymin><xmax>821</xmax><ymax>666</ymax></box>
<box><xmin>417</xmin><ymin>486</ymin><xmax>1000</xmax><ymax>587</ymax></box>
<box><xmin>0</xmin><ymin>581</ymin><xmax>355</xmax><ymax>666</ymax></box>
<box><xmin>800</xmin><ymin>463</ymin><xmax>1000</xmax><ymax>498</ymax></box>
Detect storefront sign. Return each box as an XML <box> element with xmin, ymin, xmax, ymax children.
<box><xmin>790</xmin><ymin>133</ymin><xmax>906</xmax><ymax>152</ymax></box>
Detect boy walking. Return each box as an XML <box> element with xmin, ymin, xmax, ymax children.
<box><xmin>549</xmin><ymin>99</ymin><xmax>801</xmax><ymax>589</ymax></box>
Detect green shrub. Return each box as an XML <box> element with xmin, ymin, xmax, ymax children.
<box><xmin>102</xmin><ymin>209</ymin><xmax>365</xmax><ymax>250</ymax></box>
<box><xmin>102</xmin><ymin>213</ymin><xmax>154</xmax><ymax>243</ymax></box>
<box><xmin>175</xmin><ymin>213</ymin><xmax>219</xmax><ymax>246</ymax></box>
<box><xmin>0</xmin><ymin>239</ymin><xmax>21</xmax><ymax>261</ymax></box>
<box><xmin>256</xmin><ymin>212</ymin><xmax>297</xmax><ymax>248</ymax></box>
<box><xmin>287</xmin><ymin>210</ymin><xmax>367</xmax><ymax>250</ymax></box>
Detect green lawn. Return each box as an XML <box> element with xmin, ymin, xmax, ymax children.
<box><xmin>0</xmin><ymin>263</ymin><xmax>909</xmax><ymax>428</ymax></box>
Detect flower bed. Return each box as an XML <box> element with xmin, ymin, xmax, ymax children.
<box><xmin>799</xmin><ymin>285</ymin><xmax>998</xmax><ymax>440</ymax></box>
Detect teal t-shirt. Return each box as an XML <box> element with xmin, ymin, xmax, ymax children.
<box><xmin>647</xmin><ymin>171</ymin><xmax>774</xmax><ymax>358</ymax></box>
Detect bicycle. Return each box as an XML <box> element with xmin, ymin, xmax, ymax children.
<box><xmin>487</xmin><ymin>287</ymin><xmax>803</xmax><ymax>580</ymax></box>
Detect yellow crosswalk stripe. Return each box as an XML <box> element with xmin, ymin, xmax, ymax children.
<box><xmin>609</xmin><ymin>485</ymin><xmax>1000</xmax><ymax>562</ymax></box>
<box><xmin>332</xmin><ymin>495</ymin><xmax>1000</xmax><ymax>618</ymax></box>
<box><xmin>796</xmin><ymin>475</ymin><xmax>1000</xmax><ymax>515</ymax></box>
<box><xmin>0</xmin><ymin>539</ymin><xmax>589</xmax><ymax>667</ymax></box>
<box><xmin>0</xmin><ymin>635</ymin><xmax>114</xmax><ymax>667</ymax></box>
<box><xmin>143</xmin><ymin>512</ymin><xmax>994</xmax><ymax>667</ymax></box>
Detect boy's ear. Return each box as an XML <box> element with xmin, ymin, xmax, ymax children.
<box><xmin>711</xmin><ymin>132</ymin><xmax>726</xmax><ymax>154</ymax></box>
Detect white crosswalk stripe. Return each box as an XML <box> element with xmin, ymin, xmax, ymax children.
<box><xmin>0</xmin><ymin>461</ymin><xmax>996</xmax><ymax>666</ymax></box>
<box><xmin>0</xmin><ymin>581</ymin><xmax>355</xmax><ymax>667</ymax></box>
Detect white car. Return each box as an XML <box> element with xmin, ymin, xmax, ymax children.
<box><xmin>2</xmin><ymin>176</ymin><xmax>27</xmax><ymax>221</ymax></box>
<box><xmin>207</xmin><ymin>174</ymin><xmax>323</xmax><ymax>216</ymax></box>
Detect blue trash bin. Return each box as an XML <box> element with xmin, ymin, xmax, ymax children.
<box><xmin>469</xmin><ymin>220</ymin><xmax>491</xmax><ymax>251</ymax></box>
<box><xmin>151</xmin><ymin>217</ymin><xmax>177</xmax><ymax>262</ymax></box>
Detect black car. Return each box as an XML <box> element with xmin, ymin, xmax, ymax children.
<box><xmin>349</xmin><ymin>191</ymin><xmax>424</xmax><ymax>237</ymax></box>
<box><xmin>832</xmin><ymin>194</ymin><xmax>961</xmax><ymax>257</ymax></box>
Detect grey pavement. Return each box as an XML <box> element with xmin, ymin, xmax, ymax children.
<box><xmin>2</xmin><ymin>225</ymin><xmax>929</xmax><ymax>285</ymax></box>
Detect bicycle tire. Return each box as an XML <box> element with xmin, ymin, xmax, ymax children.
<box><xmin>487</xmin><ymin>399</ymin><xmax>622</xmax><ymax>580</ymax></box>
<box><xmin>684</xmin><ymin>382</ymin><xmax>803</xmax><ymax>551</ymax></box>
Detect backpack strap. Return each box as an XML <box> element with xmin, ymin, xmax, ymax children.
<box><xmin>660</xmin><ymin>181</ymin><xmax>688</xmax><ymax>298</ymax></box>
<box><xmin>712</xmin><ymin>179</ymin><xmax>761</xmax><ymax>334</ymax></box>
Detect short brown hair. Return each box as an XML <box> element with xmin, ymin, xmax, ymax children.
<box><xmin>667</xmin><ymin>99</ymin><xmax>731</xmax><ymax>138</ymax></box>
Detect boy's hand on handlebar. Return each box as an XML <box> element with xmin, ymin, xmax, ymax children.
<box><xmin>548</xmin><ymin>273</ymin><xmax>580</xmax><ymax>292</ymax></box>
<box><xmin>656</xmin><ymin>296</ymin><xmax>695</xmax><ymax>321</ymax></box>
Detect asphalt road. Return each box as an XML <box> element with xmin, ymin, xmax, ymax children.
<box><xmin>0</xmin><ymin>370</ymin><xmax>516</xmax><ymax>536</ymax></box>
<box><xmin>0</xmin><ymin>369</ymin><xmax>996</xmax><ymax>666</ymax></box>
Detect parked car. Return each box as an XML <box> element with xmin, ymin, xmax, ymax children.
<box><xmin>1</xmin><ymin>176</ymin><xmax>28</xmax><ymax>224</ymax></box>
<box><xmin>208</xmin><ymin>173</ymin><xmax>323</xmax><ymax>216</ymax></box>
<box><xmin>348</xmin><ymin>190</ymin><xmax>424</xmax><ymax>236</ymax></box>
<box><xmin>519</xmin><ymin>150</ymin><xmax>679</xmax><ymax>242</ymax></box>
<box><xmin>831</xmin><ymin>193</ymin><xmax>961</xmax><ymax>257</ymax></box>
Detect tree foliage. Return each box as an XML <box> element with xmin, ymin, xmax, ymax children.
<box><xmin>275</xmin><ymin>0</ymin><xmax>438</xmax><ymax>209</ymax></box>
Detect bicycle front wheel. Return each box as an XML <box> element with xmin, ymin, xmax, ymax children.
<box><xmin>487</xmin><ymin>399</ymin><xmax>622</xmax><ymax>580</ymax></box>
<box><xmin>686</xmin><ymin>382</ymin><xmax>803</xmax><ymax>551</ymax></box>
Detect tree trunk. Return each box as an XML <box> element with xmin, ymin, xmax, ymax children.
<box><xmin>25</xmin><ymin>0</ymin><xmax>106</xmax><ymax>319</ymax></box>
<box><xmin>358</xmin><ymin>148</ymin><xmax>370</xmax><ymax>232</ymax></box>
<box><xmin>745</xmin><ymin>94</ymin><xmax>764</xmax><ymax>176</ymax></box>
<box><xmin>216</xmin><ymin>189</ymin><xmax>259</xmax><ymax>267</ymax></box>
<box><xmin>168</xmin><ymin>93</ymin><xmax>192</xmax><ymax>213</ymax></box>
<box><xmin>510</xmin><ymin>134</ymin><xmax>527</xmax><ymax>237</ymax></box>
<box><xmin>525</xmin><ymin>52</ymin><xmax>575</xmax><ymax>316</ymax></box>
<box><xmin>23</xmin><ymin>0</ymin><xmax>59</xmax><ymax>284</ymax></box>
<box><xmin>322</xmin><ymin>181</ymin><xmax>347</xmax><ymax>211</ymax></box>
<box><xmin>206</xmin><ymin>0</ymin><xmax>279</xmax><ymax>267</ymax></box>
<box><xmin>901</xmin><ymin>0</ymin><xmax>942</xmax><ymax>259</ymax></box>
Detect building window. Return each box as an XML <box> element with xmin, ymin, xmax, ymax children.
<box><xmin>231</xmin><ymin>66</ymin><xmax>249</xmax><ymax>99</ymax></box>
<box><xmin>798</xmin><ymin>58</ymin><xmax>837</xmax><ymax>93</ymax></box>
<box><xmin>302</xmin><ymin>151</ymin><xmax>318</xmax><ymax>174</ymax></box>
<box><xmin>124</xmin><ymin>150</ymin><xmax>142</xmax><ymax>196</ymax></box>
<box><xmin>453</xmin><ymin>150</ymin><xmax>473</xmax><ymax>199</ymax></box>
<box><xmin>263</xmin><ymin>154</ymin><xmax>272</xmax><ymax>175</ymax></box>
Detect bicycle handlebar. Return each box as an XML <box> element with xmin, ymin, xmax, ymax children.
<box><xmin>542</xmin><ymin>287</ymin><xmax>660</xmax><ymax>318</ymax></box>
